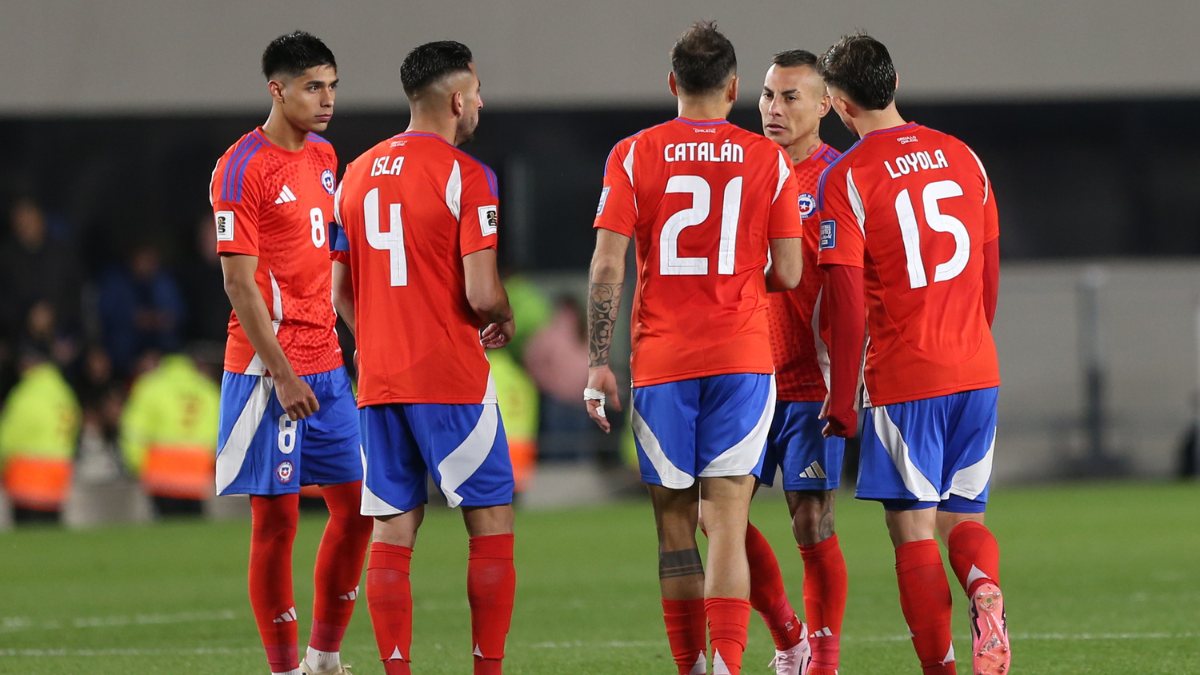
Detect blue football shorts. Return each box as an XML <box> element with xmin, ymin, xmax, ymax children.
<box><xmin>631</xmin><ymin>373</ymin><xmax>775</xmax><ymax>489</ymax></box>
<box><xmin>856</xmin><ymin>387</ymin><xmax>998</xmax><ymax>513</ymax></box>
<box><xmin>760</xmin><ymin>400</ymin><xmax>845</xmax><ymax>491</ymax></box>
<box><xmin>216</xmin><ymin>367</ymin><xmax>362</xmax><ymax>496</ymax></box>
<box><xmin>359</xmin><ymin>402</ymin><xmax>514</xmax><ymax>515</ymax></box>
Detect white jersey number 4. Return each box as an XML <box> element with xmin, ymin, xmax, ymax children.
<box><xmin>660</xmin><ymin>175</ymin><xmax>743</xmax><ymax>276</ymax></box>
<box><xmin>895</xmin><ymin>179</ymin><xmax>970</xmax><ymax>289</ymax></box>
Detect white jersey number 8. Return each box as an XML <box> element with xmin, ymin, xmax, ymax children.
<box><xmin>895</xmin><ymin>179</ymin><xmax>970</xmax><ymax>289</ymax></box>
<box><xmin>660</xmin><ymin>174</ymin><xmax>743</xmax><ymax>276</ymax></box>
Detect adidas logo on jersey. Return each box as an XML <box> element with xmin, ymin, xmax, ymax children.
<box><xmin>274</xmin><ymin>185</ymin><xmax>298</xmax><ymax>204</ymax></box>
<box><xmin>800</xmin><ymin>461</ymin><xmax>827</xmax><ymax>479</ymax></box>
<box><xmin>272</xmin><ymin>607</ymin><xmax>297</xmax><ymax>624</ymax></box>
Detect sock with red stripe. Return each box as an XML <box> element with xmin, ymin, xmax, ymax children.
<box><xmin>468</xmin><ymin>534</ymin><xmax>516</xmax><ymax>675</ymax></box>
<box><xmin>249</xmin><ymin>494</ymin><xmax>300</xmax><ymax>674</ymax></box>
<box><xmin>896</xmin><ymin>540</ymin><xmax>956</xmax><ymax>675</ymax></box>
<box><xmin>662</xmin><ymin>598</ymin><xmax>707</xmax><ymax>675</ymax></box>
<box><xmin>744</xmin><ymin>522</ymin><xmax>803</xmax><ymax>651</ymax></box>
<box><xmin>947</xmin><ymin>521</ymin><xmax>1001</xmax><ymax>597</ymax></box>
<box><xmin>367</xmin><ymin>542</ymin><xmax>414</xmax><ymax>675</ymax></box>
<box><xmin>706</xmin><ymin>598</ymin><xmax>751</xmax><ymax>675</ymax></box>
<box><xmin>309</xmin><ymin>481</ymin><xmax>373</xmax><ymax>659</ymax></box>
<box><xmin>799</xmin><ymin>534</ymin><xmax>848</xmax><ymax>674</ymax></box>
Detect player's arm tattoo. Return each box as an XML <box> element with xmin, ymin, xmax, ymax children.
<box><xmin>587</xmin><ymin>281</ymin><xmax>623</xmax><ymax>367</ymax></box>
<box><xmin>659</xmin><ymin>548</ymin><xmax>704</xmax><ymax>580</ymax></box>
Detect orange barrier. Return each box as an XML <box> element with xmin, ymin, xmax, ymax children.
<box><xmin>509</xmin><ymin>440</ymin><xmax>537</xmax><ymax>494</ymax></box>
<box><xmin>142</xmin><ymin>446</ymin><xmax>215</xmax><ymax>500</ymax></box>
<box><xmin>2</xmin><ymin>457</ymin><xmax>72</xmax><ymax>511</ymax></box>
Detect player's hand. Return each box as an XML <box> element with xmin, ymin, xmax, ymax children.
<box><xmin>822</xmin><ymin>407</ymin><xmax>857</xmax><ymax>439</ymax></box>
<box><xmin>276</xmin><ymin>373</ymin><xmax>319</xmax><ymax>421</ymax></box>
<box><xmin>585</xmin><ymin>365</ymin><xmax>622</xmax><ymax>433</ymax></box>
<box><xmin>480</xmin><ymin>319</ymin><xmax>515</xmax><ymax>349</ymax></box>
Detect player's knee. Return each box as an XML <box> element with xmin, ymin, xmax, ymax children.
<box><xmin>787</xmin><ymin>490</ymin><xmax>835</xmax><ymax>544</ymax></box>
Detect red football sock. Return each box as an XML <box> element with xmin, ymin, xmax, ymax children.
<box><xmin>706</xmin><ymin>598</ymin><xmax>750</xmax><ymax>675</ymax></box>
<box><xmin>745</xmin><ymin>522</ymin><xmax>802</xmax><ymax>651</ymax></box>
<box><xmin>468</xmin><ymin>534</ymin><xmax>516</xmax><ymax>675</ymax></box>
<box><xmin>799</xmin><ymin>534</ymin><xmax>848</xmax><ymax>673</ymax></box>
<box><xmin>367</xmin><ymin>542</ymin><xmax>413</xmax><ymax>675</ymax></box>
<box><xmin>249</xmin><ymin>494</ymin><xmax>300</xmax><ymax>673</ymax></box>
<box><xmin>310</xmin><ymin>481</ymin><xmax>373</xmax><ymax>652</ymax></box>
<box><xmin>896</xmin><ymin>540</ymin><xmax>956</xmax><ymax>675</ymax></box>
<box><xmin>947</xmin><ymin>521</ymin><xmax>1001</xmax><ymax>597</ymax></box>
<box><xmin>662</xmin><ymin>598</ymin><xmax>707</xmax><ymax>675</ymax></box>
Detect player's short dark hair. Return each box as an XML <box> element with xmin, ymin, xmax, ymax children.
<box><xmin>670</xmin><ymin>21</ymin><xmax>737</xmax><ymax>95</ymax></box>
<box><xmin>772</xmin><ymin>49</ymin><xmax>818</xmax><ymax>69</ymax></box>
<box><xmin>400</xmin><ymin>41</ymin><xmax>474</xmax><ymax>98</ymax></box>
<box><xmin>261</xmin><ymin>31</ymin><xmax>337</xmax><ymax>80</ymax></box>
<box><xmin>817</xmin><ymin>33</ymin><xmax>896</xmax><ymax>110</ymax></box>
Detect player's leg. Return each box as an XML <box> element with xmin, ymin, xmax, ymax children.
<box><xmin>695</xmin><ymin>373</ymin><xmax>776</xmax><ymax>675</ymax></box>
<box><xmin>939</xmin><ymin>388</ymin><xmax>1008</xmax><ymax>675</ymax></box>
<box><xmin>298</xmin><ymin>369</ymin><xmax>373</xmax><ymax>674</ymax></box>
<box><xmin>777</xmin><ymin>400</ymin><xmax>848</xmax><ymax>675</ymax></box>
<box><xmin>744</xmin><ymin>415</ymin><xmax>806</xmax><ymax>671</ymax></box>
<box><xmin>216</xmin><ymin>372</ymin><xmax>306</xmax><ymax>675</ymax></box>
<box><xmin>648</xmin><ymin>483</ymin><xmax>707</xmax><ymax>675</ymax></box>
<box><xmin>416</xmin><ymin>402</ymin><xmax>516</xmax><ymax>675</ymax></box>
<box><xmin>633</xmin><ymin>378</ymin><xmax>707</xmax><ymax>675</ymax></box>
<box><xmin>858</xmin><ymin>400</ymin><xmax>957</xmax><ymax>675</ymax></box>
<box><xmin>359</xmin><ymin>404</ymin><xmax>430</xmax><ymax>675</ymax></box>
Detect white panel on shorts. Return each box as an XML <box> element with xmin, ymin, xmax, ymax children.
<box><xmin>359</xmin><ymin>444</ymin><xmax>403</xmax><ymax>517</ymax></box>
<box><xmin>436</xmin><ymin>404</ymin><xmax>499</xmax><ymax>508</ymax></box>
<box><xmin>872</xmin><ymin>406</ymin><xmax>940</xmax><ymax>501</ymax></box>
<box><xmin>700</xmin><ymin>375</ymin><xmax>777</xmax><ymax>478</ymax></box>
<box><xmin>215</xmin><ymin>376</ymin><xmax>274</xmax><ymax>494</ymax></box>
<box><xmin>631</xmin><ymin>403</ymin><xmax>694</xmax><ymax>489</ymax></box>
<box><xmin>945</xmin><ymin>429</ymin><xmax>995</xmax><ymax>501</ymax></box>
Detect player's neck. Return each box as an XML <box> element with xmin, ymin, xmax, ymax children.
<box><xmin>677</xmin><ymin>97</ymin><xmax>731</xmax><ymax>122</ymax></box>
<box><xmin>406</xmin><ymin>114</ymin><xmax>458</xmax><ymax>146</ymax></box>
<box><xmin>261</xmin><ymin>108</ymin><xmax>309</xmax><ymax>152</ymax></box>
<box><xmin>852</xmin><ymin>105</ymin><xmax>907</xmax><ymax>139</ymax></box>
<box><xmin>782</xmin><ymin>132</ymin><xmax>825</xmax><ymax>164</ymax></box>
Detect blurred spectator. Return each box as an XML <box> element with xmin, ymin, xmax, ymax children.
<box><xmin>0</xmin><ymin>348</ymin><xmax>81</xmax><ymax>523</ymax></box>
<box><xmin>97</xmin><ymin>241</ymin><xmax>186</xmax><ymax>375</ymax></box>
<box><xmin>0</xmin><ymin>198</ymin><xmax>82</xmax><ymax>374</ymax></box>
<box><xmin>489</xmin><ymin>348</ymin><xmax>539</xmax><ymax>493</ymax></box>
<box><xmin>523</xmin><ymin>296</ymin><xmax>599</xmax><ymax>460</ymax></box>
<box><xmin>180</xmin><ymin>214</ymin><xmax>231</xmax><ymax>345</ymax></box>
<box><xmin>72</xmin><ymin>344</ymin><xmax>125</xmax><ymax>485</ymax></box>
<box><xmin>120</xmin><ymin>349</ymin><xmax>219</xmax><ymax>517</ymax></box>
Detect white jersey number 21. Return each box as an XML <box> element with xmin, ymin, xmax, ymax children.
<box><xmin>660</xmin><ymin>175</ymin><xmax>743</xmax><ymax>276</ymax></box>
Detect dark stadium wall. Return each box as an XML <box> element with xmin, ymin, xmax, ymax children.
<box><xmin>2</xmin><ymin>98</ymin><xmax>1199</xmax><ymax>273</ymax></box>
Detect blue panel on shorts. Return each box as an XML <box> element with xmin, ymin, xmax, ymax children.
<box><xmin>359</xmin><ymin>403</ymin><xmax>513</xmax><ymax>515</ymax></box>
<box><xmin>856</xmin><ymin>387</ymin><xmax>998</xmax><ymax>510</ymax></box>
<box><xmin>760</xmin><ymin>400</ymin><xmax>845</xmax><ymax>491</ymax></box>
<box><xmin>215</xmin><ymin>367</ymin><xmax>362</xmax><ymax>496</ymax></box>
<box><xmin>631</xmin><ymin>373</ymin><xmax>775</xmax><ymax>489</ymax></box>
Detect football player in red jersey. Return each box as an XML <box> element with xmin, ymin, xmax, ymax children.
<box><xmin>210</xmin><ymin>32</ymin><xmax>371</xmax><ymax>675</ymax></box>
<box><xmin>586</xmin><ymin>22</ymin><xmax>803</xmax><ymax>675</ymax></box>
<box><xmin>330</xmin><ymin>42</ymin><xmax>516</xmax><ymax>675</ymax></box>
<box><xmin>816</xmin><ymin>33</ymin><xmax>1009</xmax><ymax>675</ymax></box>
<box><xmin>725</xmin><ymin>49</ymin><xmax>847</xmax><ymax>675</ymax></box>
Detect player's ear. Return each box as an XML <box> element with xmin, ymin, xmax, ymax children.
<box><xmin>668</xmin><ymin>72</ymin><xmax>678</xmax><ymax>97</ymax></box>
<box><xmin>267</xmin><ymin>79</ymin><xmax>286</xmax><ymax>104</ymax></box>
<box><xmin>727</xmin><ymin>75</ymin><xmax>739</xmax><ymax>104</ymax></box>
<box><xmin>450</xmin><ymin>89</ymin><xmax>465</xmax><ymax>118</ymax></box>
<box><xmin>817</xmin><ymin>89</ymin><xmax>833</xmax><ymax>118</ymax></box>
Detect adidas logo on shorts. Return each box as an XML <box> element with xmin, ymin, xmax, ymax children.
<box><xmin>800</xmin><ymin>461</ymin><xmax>827</xmax><ymax>480</ymax></box>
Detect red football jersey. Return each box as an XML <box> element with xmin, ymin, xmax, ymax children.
<box><xmin>816</xmin><ymin>123</ymin><xmax>1000</xmax><ymax>406</ymax></box>
<box><xmin>209</xmin><ymin>128</ymin><xmax>342</xmax><ymax>377</ymax></box>
<box><xmin>594</xmin><ymin>118</ymin><xmax>803</xmax><ymax>387</ymax></box>
<box><xmin>768</xmin><ymin>143</ymin><xmax>841</xmax><ymax>402</ymax></box>
<box><xmin>331</xmin><ymin>132</ymin><xmax>500</xmax><ymax>406</ymax></box>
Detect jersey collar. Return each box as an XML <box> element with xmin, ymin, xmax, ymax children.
<box><xmin>863</xmin><ymin>122</ymin><xmax>919</xmax><ymax>139</ymax></box>
<box><xmin>675</xmin><ymin>117</ymin><xmax>729</xmax><ymax>127</ymax></box>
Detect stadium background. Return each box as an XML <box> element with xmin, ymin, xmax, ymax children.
<box><xmin>1</xmin><ymin>1</ymin><xmax>1199</xmax><ymax>673</ymax></box>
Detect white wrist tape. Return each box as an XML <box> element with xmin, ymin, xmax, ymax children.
<box><xmin>583</xmin><ymin>388</ymin><xmax>607</xmax><ymax>418</ymax></box>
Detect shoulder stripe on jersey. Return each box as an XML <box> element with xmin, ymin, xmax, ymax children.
<box><xmin>845</xmin><ymin>168</ymin><xmax>867</xmax><ymax>237</ymax></box>
<box><xmin>232</xmin><ymin>139</ymin><xmax>264</xmax><ymax>203</ymax></box>
<box><xmin>463</xmin><ymin>155</ymin><xmax>498</xmax><ymax>199</ymax></box>
<box><xmin>602</xmin><ymin>131</ymin><xmax>643</xmax><ymax>178</ymax></box>
<box><xmin>446</xmin><ymin>160</ymin><xmax>463</xmax><ymax>219</ymax></box>
<box><xmin>622</xmin><ymin>141</ymin><xmax>636</xmax><ymax>184</ymax></box>
<box><xmin>965</xmin><ymin>145</ymin><xmax>991</xmax><ymax>205</ymax></box>
<box><xmin>306</xmin><ymin>132</ymin><xmax>331</xmax><ymax>144</ymax></box>
<box><xmin>816</xmin><ymin>137</ymin><xmax>864</xmax><ymax>212</ymax></box>
<box><xmin>773</xmin><ymin>150</ymin><xmax>790</xmax><ymax>203</ymax></box>
<box><xmin>222</xmin><ymin>135</ymin><xmax>263</xmax><ymax>203</ymax></box>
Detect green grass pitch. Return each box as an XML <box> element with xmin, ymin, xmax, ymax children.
<box><xmin>1</xmin><ymin>482</ymin><xmax>1198</xmax><ymax>674</ymax></box>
